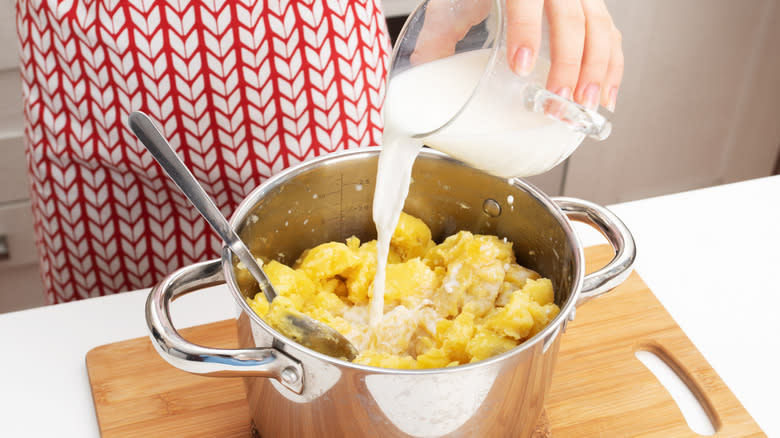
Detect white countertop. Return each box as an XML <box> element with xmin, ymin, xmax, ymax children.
<box><xmin>1</xmin><ymin>175</ymin><xmax>778</xmax><ymax>437</ymax></box>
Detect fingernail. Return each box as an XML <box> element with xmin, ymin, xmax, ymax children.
<box><xmin>606</xmin><ymin>87</ymin><xmax>618</xmax><ymax>112</ymax></box>
<box><xmin>551</xmin><ymin>87</ymin><xmax>572</xmax><ymax>119</ymax></box>
<box><xmin>556</xmin><ymin>87</ymin><xmax>572</xmax><ymax>100</ymax></box>
<box><xmin>513</xmin><ymin>47</ymin><xmax>533</xmax><ymax>75</ymax></box>
<box><xmin>583</xmin><ymin>83</ymin><xmax>601</xmax><ymax>110</ymax></box>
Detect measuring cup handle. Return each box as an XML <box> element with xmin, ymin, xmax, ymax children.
<box><xmin>525</xmin><ymin>84</ymin><xmax>612</xmax><ymax>140</ymax></box>
<box><xmin>554</xmin><ymin>197</ymin><xmax>636</xmax><ymax>306</ymax></box>
<box><xmin>145</xmin><ymin>259</ymin><xmax>304</xmax><ymax>393</ymax></box>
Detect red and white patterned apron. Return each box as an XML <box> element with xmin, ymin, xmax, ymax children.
<box><xmin>17</xmin><ymin>0</ymin><xmax>390</xmax><ymax>303</ymax></box>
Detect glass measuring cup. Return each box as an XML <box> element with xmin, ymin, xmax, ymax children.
<box><xmin>384</xmin><ymin>0</ymin><xmax>612</xmax><ymax>178</ymax></box>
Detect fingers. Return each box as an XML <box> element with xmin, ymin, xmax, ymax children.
<box><xmin>412</xmin><ymin>0</ymin><xmax>625</xmax><ymax>111</ymax></box>
<box><xmin>573</xmin><ymin>0</ymin><xmax>613</xmax><ymax>110</ymax></box>
<box><xmin>505</xmin><ymin>0</ymin><xmax>545</xmax><ymax>75</ymax></box>
<box><xmin>601</xmin><ymin>25</ymin><xmax>624</xmax><ymax>111</ymax></box>
<box><xmin>544</xmin><ymin>0</ymin><xmax>586</xmax><ymax>101</ymax></box>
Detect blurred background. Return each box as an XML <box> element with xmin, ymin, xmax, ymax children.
<box><xmin>1</xmin><ymin>0</ymin><xmax>779</xmax><ymax>312</ymax></box>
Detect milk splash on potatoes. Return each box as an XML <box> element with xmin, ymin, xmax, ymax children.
<box><xmin>244</xmin><ymin>212</ymin><xmax>560</xmax><ymax>368</ymax></box>
<box><xmin>242</xmin><ymin>50</ymin><xmax>566</xmax><ymax>367</ymax></box>
<box><xmin>370</xmin><ymin>50</ymin><xmax>578</xmax><ymax>327</ymax></box>
<box><xmin>369</xmin><ymin>133</ymin><xmax>421</xmax><ymax>327</ymax></box>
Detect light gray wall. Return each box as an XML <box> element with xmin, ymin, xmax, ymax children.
<box><xmin>561</xmin><ymin>0</ymin><xmax>780</xmax><ymax>204</ymax></box>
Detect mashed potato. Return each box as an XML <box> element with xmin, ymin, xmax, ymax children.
<box><xmin>240</xmin><ymin>213</ymin><xmax>559</xmax><ymax>369</ymax></box>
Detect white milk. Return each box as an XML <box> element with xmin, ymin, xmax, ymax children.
<box><xmin>369</xmin><ymin>132</ymin><xmax>422</xmax><ymax>326</ymax></box>
<box><xmin>384</xmin><ymin>49</ymin><xmax>585</xmax><ymax>178</ymax></box>
<box><xmin>369</xmin><ymin>49</ymin><xmax>583</xmax><ymax>327</ymax></box>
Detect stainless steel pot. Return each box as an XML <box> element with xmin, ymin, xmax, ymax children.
<box><xmin>147</xmin><ymin>148</ymin><xmax>635</xmax><ymax>437</ymax></box>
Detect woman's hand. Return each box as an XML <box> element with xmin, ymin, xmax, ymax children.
<box><xmin>507</xmin><ymin>0</ymin><xmax>623</xmax><ymax>111</ymax></box>
<box><xmin>410</xmin><ymin>0</ymin><xmax>623</xmax><ymax>111</ymax></box>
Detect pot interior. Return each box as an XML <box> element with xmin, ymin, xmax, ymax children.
<box><xmin>230</xmin><ymin>149</ymin><xmax>578</xmax><ymax>311</ymax></box>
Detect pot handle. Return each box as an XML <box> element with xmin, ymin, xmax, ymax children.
<box><xmin>554</xmin><ymin>197</ymin><xmax>636</xmax><ymax>306</ymax></box>
<box><xmin>146</xmin><ymin>259</ymin><xmax>304</xmax><ymax>393</ymax></box>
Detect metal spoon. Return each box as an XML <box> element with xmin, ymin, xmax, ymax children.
<box><xmin>128</xmin><ymin>111</ymin><xmax>358</xmax><ymax>361</ymax></box>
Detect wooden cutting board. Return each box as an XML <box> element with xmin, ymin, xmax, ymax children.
<box><xmin>86</xmin><ymin>245</ymin><xmax>764</xmax><ymax>437</ymax></box>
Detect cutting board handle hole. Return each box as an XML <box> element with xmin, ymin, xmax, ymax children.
<box><xmin>635</xmin><ymin>347</ymin><xmax>719</xmax><ymax>435</ymax></box>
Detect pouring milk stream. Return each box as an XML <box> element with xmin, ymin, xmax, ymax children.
<box><xmin>368</xmin><ymin>55</ymin><xmax>610</xmax><ymax>327</ymax></box>
<box><xmin>367</xmin><ymin>0</ymin><xmax>611</xmax><ymax>328</ymax></box>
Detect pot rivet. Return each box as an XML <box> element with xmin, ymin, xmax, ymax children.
<box><xmin>482</xmin><ymin>199</ymin><xmax>501</xmax><ymax>217</ymax></box>
<box><xmin>281</xmin><ymin>367</ymin><xmax>299</xmax><ymax>383</ymax></box>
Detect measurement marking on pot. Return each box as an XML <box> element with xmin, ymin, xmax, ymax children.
<box><xmin>635</xmin><ymin>347</ymin><xmax>717</xmax><ymax>435</ymax></box>
<box><xmin>482</xmin><ymin>198</ymin><xmax>501</xmax><ymax>217</ymax></box>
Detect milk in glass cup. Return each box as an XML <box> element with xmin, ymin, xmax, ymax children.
<box><xmin>385</xmin><ymin>0</ymin><xmax>612</xmax><ymax>178</ymax></box>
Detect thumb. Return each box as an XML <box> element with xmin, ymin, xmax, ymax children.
<box><xmin>411</xmin><ymin>0</ymin><xmax>492</xmax><ymax>65</ymax></box>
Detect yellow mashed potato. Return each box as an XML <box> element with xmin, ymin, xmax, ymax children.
<box><xmin>239</xmin><ymin>213</ymin><xmax>559</xmax><ymax>369</ymax></box>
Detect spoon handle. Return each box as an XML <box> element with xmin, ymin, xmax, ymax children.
<box><xmin>128</xmin><ymin>111</ymin><xmax>277</xmax><ymax>301</ymax></box>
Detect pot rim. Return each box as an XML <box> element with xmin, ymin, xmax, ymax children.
<box><xmin>221</xmin><ymin>148</ymin><xmax>585</xmax><ymax>374</ymax></box>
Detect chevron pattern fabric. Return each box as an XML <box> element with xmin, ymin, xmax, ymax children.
<box><xmin>17</xmin><ymin>0</ymin><xmax>390</xmax><ymax>303</ymax></box>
